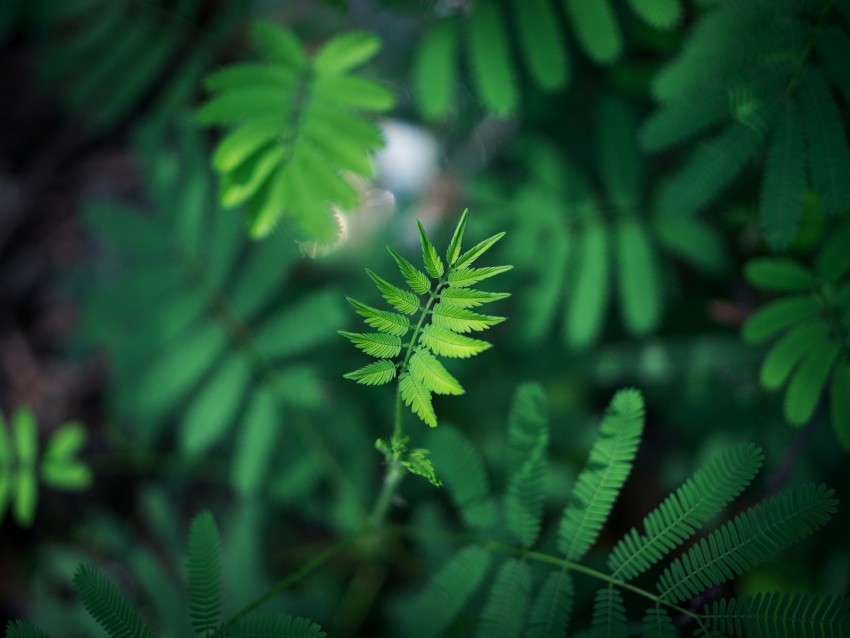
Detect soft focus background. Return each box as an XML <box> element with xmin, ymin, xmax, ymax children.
<box><xmin>1</xmin><ymin>0</ymin><xmax>849</xmax><ymax>635</ymax></box>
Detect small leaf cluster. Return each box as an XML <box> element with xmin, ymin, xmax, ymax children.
<box><xmin>405</xmin><ymin>383</ymin><xmax>844</xmax><ymax>637</ymax></box>
<box><xmin>412</xmin><ymin>0</ymin><xmax>683</xmax><ymax>118</ymax></box>
<box><xmin>743</xmin><ymin>221</ymin><xmax>850</xmax><ymax>448</ymax></box>
<box><xmin>5</xmin><ymin>511</ymin><xmax>325</xmax><ymax>638</ymax></box>
<box><xmin>340</xmin><ymin>210</ymin><xmax>511</xmax><ymax>429</ymax></box>
<box><xmin>643</xmin><ymin>0</ymin><xmax>850</xmax><ymax>248</ymax></box>
<box><xmin>0</xmin><ymin>407</ymin><xmax>92</xmax><ymax>527</ymax></box>
<box><xmin>197</xmin><ymin>21</ymin><xmax>394</xmax><ymax>241</ymax></box>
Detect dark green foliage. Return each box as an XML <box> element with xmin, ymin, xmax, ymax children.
<box><xmin>0</xmin><ymin>408</ymin><xmax>92</xmax><ymax>527</ymax></box>
<box><xmin>411</xmin><ymin>0</ymin><xmax>681</xmax><ymax>117</ymax></box>
<box><xmin>7</xmin><ymin>511</ymin><xmax>325</xmax><ymax>638</ymax></box>
<box><xmin>703</xmin><ymin>592</ymin><xmax>850</xmax><ymax>637</ymax></box>
<box><xmin>743</xmin><ymin>221</ymin><xmax>850</xmax><ymax>447</ymax></box>
<box><xmin>410</xmin><ymin>383</ymin><xmax>844</xmax><ymax>636</ymax></box>
<box><xmin>483</xmin><ymin>103</ymin><xmax>725</xmax><ymax>350</ymax></box>
<box><xmin>558</xmin><ymin>389</ymin><xmax>644</xmax><ymax>561</ymax></box>
<box><xmin>643</xmin><ymin>0</ymin><xmax>850</xmax><ymax>248</ymax></box>
<box><xmin>79</xmin><ymin>121</ymin><xmax>345</xmax><ymax>493</ymax></box>
<box><xmin>657</xmin><ymin>484</ymin><xmax>839</xmax><ymax>603</ymax></box>
<box><xmin>28</xmin><ymin>0</ymin><xmax>244</xmax><ymax>129</ymax></box>
<box><xmin>197</xmin><ymin>21</ymin><xmax>394</xmax><ymax>240</ymax></box>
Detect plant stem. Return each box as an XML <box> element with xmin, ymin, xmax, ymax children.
<box><xmin>368</xmin><ymin>457</ymin><xmax>404</xmax><ymax>529</ymax></box>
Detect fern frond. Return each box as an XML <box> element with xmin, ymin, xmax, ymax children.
<box><xmin>558</xmin><ymin>389</ymin><xmax>645</xmax><ymax>561</ymax></box>
<box><xmin>476</xmin><ymin>559</ymin><xmax>532</xmax><ymax>638</ymax></box>
<box><xmin>799</xmin><ymin>68</ymin><xmax>850</xmax><ymax>215</ymax></box>
<box><xmin>704</xmin><ymin>592</ymin><xmax>850</xmax><ymax>638</ymax></box>
<box><xmin>504</xmin><ymin>433</ymin><xmax>547</xmax><ymax>548</ymax></box>
<box><xmin>616</xmin><ymin>218</ymin><xmax>662</xmax><ymax>336</ymax></box>
<box><xmin>338</xmin><ymin>331</ymin><xmax>402</xmax><ymax>359</ymax></box>
<box><xmin>742</xmin><ymin>295</ymin><xmax>820</xmax><ymax>343</ymax></box>
<box><xmin>658</xmin><ymin>121</ymin><xmax>768</xmax><ymax>219</ymax></box>
<box><xmin>564</xmin><ymin>220</ymin><xmax>610</xmax><ymax>349</ymax></box>
<box><xmin>430</xmin><ymin>426</ymin><xmax>498</xmax><ymax>530</ymax></box>
<box><xmin>526</xmin><ymin>570</ymin><xmax>574</xmax><ymax>638</ymax></box>
<box><xmin>399</xmin><ymin>372</ymin><xmax>437</xmax><ymax>428</ymax></box>
<box><xmin>73</xmin><ymin>564</ymin><xmax>153</xmax><ymax>638</ymax></box>
<box><xmin>590</xmin><ymin>587</ymin><xmax>627</xmax><ymax>638</ymax></box>
<box><xmin>4</xmin><ymin>621</ymin><xmax>54</xmax><ymax>638</ymax></box>
<box><xmin>346</xmin><ymin>297</ymin><xmax>411</xmax><ymax>337</ymax></box>
<box><xmin>343</xmin><ymin>360</ymin><xmax>397</xmax><ymax>386</ymax></box>
<box><xmin>609</xmin><ymin>443</ymin><xmax>764</xmax><ymax>581</ymax></box>
<box><xmin>760</xmin><ymin>100</ymin><xmax>806</xmax><ymax>249</ymax></box>
<box><xmin>406</xmin><ymin>546</ymin><xmax>492</xmax><ymax>638</ymax></box>
<box><xmin>408</xmin><ymin>349</ymin><xmax>464</xmax><ymax>396</ymax></box>
<box><xmin>367</xmin><ymin>270</ymin><xmax>420</xmax><ymax>315</ymax></box>
<box><xmin>220</xmin><ymin>613</ymin><xmax>325</xmax><ymax>637</ymax></box>
<box><xmin>417</xmin><ymin>221</ymin><xmax>445</xmax><ymax>279</ymax></box>
<box><xmin>657</xmin><ymin>484</ymin><xmax>838</xmax><ymax>603</ymax></box>
<box><xmin>388</xmin><ymin>246</ymin><xmax>431</xmax><ymax>295</ymax></box>
<box><xmin>455</xmin><ymin>232</ymin><xmax>507</xmax><ymax>269</ymax></box>
<box><xmin>198</xmin><ymin>21</ymin><xmax>393</xmax><ymax>239</ymax></box>
<box><xmin>439</xmin><ymin>287</ymin><xmax>510</xmax><ymax>309</ymax></box>
<box><xmin>419</xmin><ymin>324</ymin><xmax>492</xmax><ymax>359</ymax></box>
<box><xmin>431</xmin><ymin>304</ymin><xmax>505</xmax><ymax>333</ymax></box>
<box><xmin>642</xmin><ymin>608</ymin><xmax>676</xmax><ymax>638</ymax></box>
<box><xmin>506</xmin><ymin>382</ymin><xmax>549</xmax><ymax>472</ymax></box>
<box><xmin>187</xmin><ymin>511</ymin><xmax>222</xmax><ymax>635</ymax></box>
<box><xmin>467</xmin><ymin>1</ymin><xmax>518</xmax><ymax>116</ymax></box>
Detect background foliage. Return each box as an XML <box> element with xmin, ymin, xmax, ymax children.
<box><xmin>1</xmin><ymin>0</ymin><xmax>849</xmax><ymax>636</ymax></box>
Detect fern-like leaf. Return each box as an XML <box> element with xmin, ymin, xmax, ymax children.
<box><xmin>467</xmin><ymin>1</ymin><xmax>518</xmax><ymax>116</ymax></box>
<box><xmin>476</xmin><ymin>559</ymin><xmax>532</xmax><ymax>638</ymax></box>
<box><xmin>642</xmin><ymin>608</ymin><xmax>676</xmax><ymax>638</ymax></box>
<box><xmin>198</xmin><ymin>21</ymin><xmax>393</xmax><ymax>239</ymax></box>
<box><xmin>590</xmin><ymin>587</ymin><xmax>627</xmax><ymax>638</ymax></box>
<box><xmin>558</xmin><ymin>389</ymin><xmax>645</xmax><ymax>561</ymax></box>
<box><xmin>455</xmin><ymin>232</ymin><xmax>507</xmax><ymax>269</ymax></box>
<box><xmin>526</xmin><ymin>570</ymin><xmax>574</xmax><ymax>638</ymax></box>
<box><xmin>4</xmin><ymin>621</ymin><xmax>54</xmax><ymax>638</ymax></box>
<box><xmin>187</xmin><ymin>511</ymin><xmax>222</xmax><ymax>635</ymax></box>
<box><xmin>343</xmin><ymin>360</ymin><xmax>397</xmax><ymax>386</ymax></box>
<box><xmin>784</xmin><ymin>339</ymin><xmax>839</xmax><ymax>425</ymax></box>
<box><xmin>72</xmin><ymin>564</ymin><xmax>153</xmax><ymax>638</ymax></box>
<box><xmin>413</xmin><ymin>19</ymin><xmax>458</xmax><ymax>120</ymax></box>
<box><xmin>419</xmin><ymin>324</ymin><xmax>492</xmax><ymax>359</ymax></box>
<box><xmin>366</xmin><ymin>269</ymin><xmax>420</xmax><ymax>315</ymax></box>
<box><xmin>447</xmin><ymin>265</ymin><xmax>514</xmax><ymax>288</ymax></box>
<box><xmin>406</xmin><ymin>546</ymin><xmax>492</xmax><ymax>638</ymax></box>
<box><xmin>430</xmin><ymin>426</ymin><xmax>498</xmax><ymax>530</ymax></box>
<box><xmin>408</xmin><ymin>349</ymin><xmax>464</xmax><ymax>396</ymax></box>
<box><xmin>759</xmin><ymin>321</ymin><xmax>830</xmax><ymax>390</ymax></box>
<box><xmin>346</xmin><ymin>297</ymin><xmax>411</xmax><ymax>337</ymax></box>
<box><xmin>417</xmin><ymin>221</ymin><xmax>445</xmax><ymax>279</ymax></box>
<box><xmin>439</xmin><ymin>287</ymin><xmax>510</xmax><ymax>309</ymax></box>
<box><xmin>609</xmin><ymin>443</ymin><xmax>764</xmax><ymax>581</ymax></box>
<box><xmin>220</xmin><ymin>613</ymin><xmax>325</xmax><ymax>637</ymax></box>
<box><xmin>399</xmin><ymin>372</ymin><xmax>437</xmax><ymax>428</ymax></box>
<box><xmin>742</xmin><ymin>295</ymin><xmax>820</xmax><ymax>343</ymax></box>
<box><xmin>388</xmin><ymin>246</ymin><xmax>431</xmax><ymax>295</ymax></box>
<box><xmin>657</xmin><ymin>484</ymin><xmax>838</xmax><ymax>603</ymax></box>
<box><xmin>563</xmin><ymin>0</ymin><xmax>621</xmax><ymax>63</ymax></box>
<box><xmin>704</xmin><ymin>592</ymin><xmax>850</xmax><ymax>638</ymax></box>
<box><xmin>616</xmin><ymin>217</ymin><xmax>662</xmax><ymax>336</ymax></box>
<box><xmin>564</xmin><ymin>219</ymin><xmax>610</xmax><ymax>349</ymax></box>
<box><xmin>512</xmin><ymin>0</ymin><xmax>569</xmax><ymax>90</ymax></box>
<box><xmin>338</xmin><ymin>331</ymin><xmax>402</xmax><ymax>359</ymax></box>
<box><xmin>431</xmin><ymin>304</ymin><xmax>505</xmax><ymax>333</ymax></box>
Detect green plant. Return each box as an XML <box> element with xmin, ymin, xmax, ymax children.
<box><xmin>197</xmin><ymin>21</ymin><xmax>394</xmax><ymax>241</ymax></box>
<box><xmin>642</xmin><ymin>0</ymin><xmax>850</xmax><ymax>248</ymax></box>
<box><xmin>340</xmin><ymin>209</ymin><xmax>511</xmax><ymax>488</ymax></box>
<box><xmin>410</xmin><ymin>0</ymin><xmax>683</xmax><ymax>118</ymax></box>
<box><xmin>5</xmin><ymin>510</ymin><xmax>326</xmax><ymax>638</ymax></box>
<box><xmin>403</xmin><ymin>383</ymin><xmax>847</xmax><ymax>637</ymax></box>
<box><xmin>0</xmin><ymin>407</ymin><xmax>91</xmax><ymax>527</ymax></box>
<box><xmin>78</xmin><ymin>119</ymin><xmax>346</xmax><ymax>492</ymax></box>
<box><xmin>743</xmin><ymin>220</ymin><xmax>850</xmax><ymax>448</ymax></box>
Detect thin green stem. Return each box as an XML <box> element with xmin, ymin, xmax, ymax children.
<box><xmin>368</xmin><ymin>458</ymin><xmax>404</xmax><ymax>529</ymax></box>
<box><xmin>221</xmin><ymin>535</ymin><xmax>358</xmax><ymax>630</ymax></box>
<box><xmin>391</xmin><ymin>524</ymin><xmax>702</xmax><ymax>621</ymax></box>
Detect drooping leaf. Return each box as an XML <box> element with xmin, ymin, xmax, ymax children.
<box><xmin>413</xmin><ymin>20</ymin><xmax>459</xmax><ymax>119</ymax></box>
<box><xmin>399</xmin><ymin>372</ymin><xmax>437</xmax><ymax>428</ymax></box>
<box><xmin>759</xmin><ymin>321</ymin><xmax>830</xmax><ymax>389</ymax></box>
<box><xmin>743</xmin><ymin>295</ymin><xmax>820</xmax><ymax>343</ymax></box>
<box><xmin>475</xmin><ymin>559</ymin><xmax>532</xmax><ymax>638</ymax></box>
<box><xmin>784</xmin><ymin>339</ymin><xmax>839</xmax><ymax>425</ymax></box>
<box><xmin>590</xmin><ymin>587</ymin><xmax>627</xmax><ymax>638</ymax></box>
<box><xmin>563</xmin><ymin>0</ymin><xmax>622</xmax><ymax>63</ymax></box>
<box><xmin>73</xmin><ymin>564</ymin><xmax>153</xmax><ymax>638</ymax></box>
<box><xmin>187</xmin><ymin>511</ymin><xmax>222</xmax><ymax>635</ymax></box>
<box><xmin>617</xmin><ymin>217</ymin><xmax>662</xmax><ymax>335</ymax></box>
<box><xmin>467</xmin><ymin>1</ymin><xmax>518</xmax><ymax>115</ymax></box>
<box><xmin>527</xmin><ymin>570</ymin><xmax>574</xmax><ymax>638</ymax></box>
<box><xmin>408</xmin><ymin>349</ymin><xmax>464</xmax><ymax>395</ymax></box>
<box><xmin>565</xmin><ymin>220</ymin><xmax>610</xmax><ymax>349</ymax></box>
